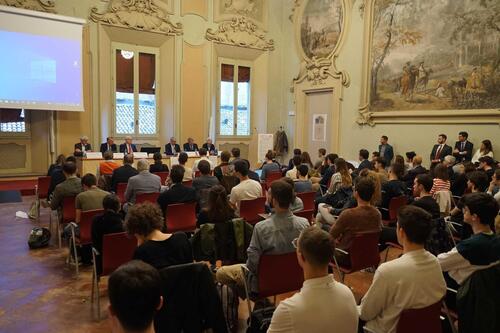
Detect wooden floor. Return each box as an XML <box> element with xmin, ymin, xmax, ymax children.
<box><xmin>0</xmin><ymin>196</ymin><xmax>394</xmax><ymax>332</ymax></box>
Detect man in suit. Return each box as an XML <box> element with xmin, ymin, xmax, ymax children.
<box><xmin>183</xmin><ymin>137</ymin><xmax>198</xmax><ymax>152</ymax></box>
<box><xmin>402</xmin><ymin>155</ymin><xmax>427</xmax><ymax>188</ymax></box>
<box><xmin>119</xmin><ymin>136</ymin><xmax>138</xmax><ymax>154</ymax></box>
<box><xmin>378</xmin><ymin>135</ymin><xmax>394</xmax><ymax>164</ymax></box>
<box><xmin>453</xmin><ymin>131</ymin><xmax>474</xmax><ymax>163</ymax></box>
<box><xmin>124</xmin><ymin>159</ymin><xmax>161</xmax><ymax>205</ymax></box>
<box><xmin>202</xmin><ymin>138</ymin><xmax>217</xmax><ymax>155</ymax></box>
<box><xmin>165</xmin><ymin>137</ymin><xmax>181</xmax><ymax>156</ymax></box>
<box><xmin>157</xmin><ymin>165</ymin><xmax>196</xmax><ymax>214</ymax></box>
<box><xmin>100</xmin><ymin>137</ymin><xmax>117</xmax><ymax>154</ymax></box>
<box><xmin>430</xmin><ymin>133</ymin><xmax>452</xmax><ymax>168</ymax></box>
<box><xmin>110</xmin><ymin>154</ymin><xmax>139</xmax><ymax>192</ymax></box>
<box><xmin>358</xmin><ymin>149</ymin><xmax>373</xmax><ymax>172</ymax></box>
<box><xmin>74</xmin><ymin>136</ymin><xmax>92</xmax><ymax>157</ymax></box>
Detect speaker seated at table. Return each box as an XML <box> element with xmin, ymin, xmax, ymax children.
<box><xmin>202</xmin><ymin>138</ymin><xmax>217</xmax><ymax>156</ymax></box>
<box><xmin>74</xmin><ymin>136</ymin><xmax>92</xmax><ymax>157</ymax></box>
<box><xmin>183</xmin><ymin>137</ymin><xmax>198</xmax><ymax>152</ymax></box>
<box><xmin>165</xmin><ymin>137</ymin><xmax>181</xmax><ymax>156</ymax></box>
<box><xmin>119</xmin><ymin>136</ymin><xmax>137</xmax><ymax>154</ymax></box>
<box><xmin>100</xmin><ymin>137</ymin><xmax>117</xmax><ymax>154</ymax></box>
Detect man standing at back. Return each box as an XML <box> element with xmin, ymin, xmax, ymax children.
<box><xmin>268</xmin><ymin>227</ymin><xmax>358</xmax><ymax>333</ymax></box>
<box><xmin>359</xmin><ymin>206</ymin><xmax>446</xmax><ymax>333</ymax></box>
<box><xmin>378</xmin><ymin>135</ymin><xmax>394</xmax><ymax>164</ymax></box>
<box><xmin>229</xmin><ymin>160</ymin><xmax>262</xmax><ymax>215</ymax></box>
<box><xmin>430</xmin><ymin>134</ymin><xmax>452</xmax><ymax>168</ymax></box>
<box><xmin>111</xmin><ymin>154</ymin><xmax>139</xmax><ymax>192</ymax></box>
<box><xmin>453</xmin><ymin>131</ymin><xmax>474</xmax><ymax>163</ymax></box>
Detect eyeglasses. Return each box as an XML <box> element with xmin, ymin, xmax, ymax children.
<box><xmin>291</xmin><ymin>237</ymin><xmax>298</xmax><ymax>249</ymax></box>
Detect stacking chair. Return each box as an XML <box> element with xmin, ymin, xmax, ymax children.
<box><xmin>265</xmin><ymin>170</ymin><xmax>282</xmax><ymax>188</ymax></box>
<box><xmin>153</xmin><ymin>171</ymin><xmax>169</xmax><ymax>185</ymax></box>
<box><xmin>296</xmin><ymin>191</ymin><xmax>315</xmax><ymax>211</ymax></box>
<box><xmin>135</xmin><ymin>192</ymin><xmax>160</xmax><ymax>205</ymax></box>
<box><xmin>49</xmin><ymin>196</ymin><xmax>76</xmax><ymax>248</ymax></box>
<box><xmin>294</xmin><ymin>209</ymin><xmax>314</xmax><ymax>224</ymax></box>
<box><xmin>91</xmin><ymin>232</ymin><xmax>136</xmax><ymax>320</ymax></box>
<box><xmin>36</xmin><ymin>176</ymin><xmax>51</xmax><ymax>200</ymax></box>
<box><xmin>183</xmin><ymin>180</ymin><xmax>193</xmax><ymax>187</ymax></box>
<box><xmin>115</xmin><ymin>183</ymin><xmax>127</xmax><ymax>204</ymax></box>
<box><xmin>383</xmin><ymin>241</ymin><xmax>403</xmax><ymax>262</ymax></box>
<box><xmin>239</xmin><ymin>197</ymin><xmax>266</xmax><ymax>225</ymax></box>
<box><xmin>241</xmin><ymin>252</ymin><xmax>304</xmax><ymax>325</ymax></box>
<box><xmin>165</xmin><ymin>202</ymin><xmax>197</xmax><ymax>233</ymax></box>
<box><xmin>380</xmin><ymin>196</ymin><xmax>407</xmax><ymax>226</ymax></box>
<box><xmin>68</xmin><ymin>209</ymin><xmax>104</xmax><ymax>276</ymax></box>
<box><xmin>331</xmin><ymin>231</ymin><xmax>381</xmax><ymax>283</ymax></box>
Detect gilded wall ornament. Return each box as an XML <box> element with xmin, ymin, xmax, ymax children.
<box><xmin>0</xmin><ymin>0</ymin><xmax>55</xmax><ymax>13</ymax></box>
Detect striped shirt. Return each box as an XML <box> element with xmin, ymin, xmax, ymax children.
<box><xmin>430</xmin><ymin>178</ymin><xmax>450</xmax><ymax>195</ymax></box>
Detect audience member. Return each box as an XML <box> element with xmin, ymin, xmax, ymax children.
<box><xmin>50</xmin><ymin>161</ymin><xmax>82</xmax><ymax>211</ymax></box>
<box><xmin>359</xmin><ymin>206</ymin><xmax>446</xmax><ymax>333</ymax></box>
<box><xmin>378</xmin><ymin>135</ymin><xmax>394</xmax><ymax>164</ymax></box>
<box><xmin>286</xmin><ymin>155</ymin><xmax>302</xmax><ymax>179</ymax></box>
<box><xmin>294</xmin><ymin>165</ymin><xmax>313</xmax><ymax>193</ymax></box>
<box><xmin>311</xmin><ymin>153</ymin><xmax>338</xmax><ymax>192</ymax></box>
<box><xmin>192</xmin><ymin>160</ymin><xmax>219</xmax><ymax>208</ymax></box>
<box><xmin>314</xmin><ymin>148</ymin><xmax>327</xmax><ymax>171</ymax></box>
<box><xmin>450</xmin><ymin>161</ymin><xmax>474</xmax><ymax>197</ymax></box>
<box><xmin>411</xmin><ymin>174</ymin><xmax>440</xmax><ymax>219</ymax></box>
<box><xmin>197</xmin><ymin>185</ymin><xmax>235</xmax><ymax>226</ymax></box>
<box><xmin>243</xmin><ymin>159</ymin><xmax>260</xmax><ymax>183</ymax></box>
<box><xmin>260</xmin><ymin>150</ymin><xmax>280</xmax><ymax>181</ymax></box>
<box><xmin>438</xmin><ymin>193</ymin><xmax>499</xmax><ymax>285</ymax></box>
<box><xmin>430</xmin><ymin>163</ymin><xmax>451</xmax><ymax>195</ymax></box>
<box><xmin>108</xmin><ymin>260</ymin><xmax>162</xmax><ymax>333</ymax></box>
<box><xmin>471</xmin><ymin>139</ymin><xmax>493</xmax><ymax>164</ymax></box>
<box><xmin>380</xmin><ymin>163</ymin><xmax>407</xmax><ymax>219</ymax></box>
<box><xmin>202</xmin><ymin>137</ymin><xmax>216</xmax><ymax>155</ymax></box>
<box><xmin>405</xmin><ymin>151</ymin><xmax>416</xmax><ymax>169</ymax></box>
<box><xmin>230</xmin><ymin>147</ymin><xmax>241</xmax><ymax>164</ymax></box>
<box><xmin>193</xmin><ymin>147</ymin><xmax>215</xmax><ymax>172</ymax></box>
<box><xmin>213</xmin><ymin>150</ymin><xmax>234</xmax><ymax>181</ymax></box>
<box><xmin>111</xmin><ymin>154</ymin><xmax>138</xmax><ymax>193</ymax></box>
<box><xmin>300</xmin><ymin>151</ymin><xmax>314</xmax><ymax>171</ymax></box>
<box><xmin>100</xmin><ymin>137</ymin><xmax>117</xmax><ymax>154</ymax></box>
<box><xmin>442</xmin><ymin>155</ymin><xmax>456</xmax><ymax>178</ymax></box>
<box><xmin>91</xmin><ymin>194</ymin><xmax>124</xmax><ymax>275</ymax></box>
<box><xmin>48</xmin><ymin>155</ymin><xmax>77</xmax><ymax>198</ymax></box>
<box><xmin>268</xmin><ymin>228</ymin><xmax>358</xmax><ymax>333</ymax></box>
<box><xmin>373</xmin><ymin>157</ymin><xmax>388</xmax><ymax>183</ymax></box>
<box><xmin>357</xmin><ymin>149</ymin><xmax>372</xmax><ymax>172</ymax></box>
<box><xmin>47</xmin><ymin>154</ymin><xmax>65</xmax><ymax>177</ymax></box>
<box><xmin>126</xmin><ymin>202</ymin><xmax>193</xmax><ymax>269</ymax></box>
<box><xmin>329</xmin><ymin>178</ymin><xmax>382</xmax><ymax>265</ymax></box>
<box><xmin>183</xmin><ymin>137</ymin><xmax>198</xmax><ymax>152</ymax></box>
<box><xmin>466</xmin><ymin>170</ymin><xmax>489</xmax><ymax>193</ymax></box>
<box><xmin>157</xmin><ymin>165</ymin><xmax>196</xmax><ymax>215</ymax></box>
<box><xmin>229</xmin><ymin>160</ymin><xmax>262</xmax><ymax>215</ymax></box>
<box><xmin>125</xmin><ymin>159</ymin><xmax>161</xmax><ymax>205</ymax></box>
<box><xmin>149</xmin><ymin>152</ymin><xmax>169</xmax><ymax>173</ymax></box>
<box><xmin>74</xmin><ymin>135</ymin><xmax>92</xmax><ymax>157</ymax></box>
<box><xmin>394</xmin><ymin>155</ymin><xmax>406</xmax><ymax>172</ymax></box>
<box><xmin>430</xmin><ymin>134</ymin><xmax>452</xmax><ymax>167</ymax></box>
<box><xmin>401</xmin><ymin>155</ymin><xmax>426</xmax><ymax>188</ymax></box>
<box><xmin>477</xmin><ymin>156</ymin><xmax>495</xmax><ymax>182</ymax></box>
<box><xmin>371</xmin><ymin>151</ymin><xmax>380</xmax><ymax>163</ymax></box>
<box><xmin>177</xmin><ymin>152</ymin><xmax>193</xmax><ymax>181</ymax></box>
<box><xmin>327</xmin><ymin>158</ymin><xmax>352</xmax><ymax>194</ymax></box>
<box><xmin>165</xmin><ymin>137</ymin><xmax>181</xmax><ymax>156</ymax></box>
<box><xmin>281</xmin><ymin>177</ymin><xmax>303</xmax><ymax>213</ymax></box>
<box><xmin>75</xmin><ymin>173</ymin><xmax>109</xmax><ymax>223</ymax></box>
<box><xmin>486</xmin><ymin>169</ymin><xmax>500</xmax><ymax>205</ymax></box>
<box><xmin>216</xmin><ymin>180</ymin><xmax>309</xmax><ymax>297</ymax></box>
<box><xmin>287</xmin><ymin>148</ymin><xmax>302</xmax><ymax>170</ymax></box>
<box><xmin>98</xmin><ymin>151</ymin><xmax>120</xmax><ymax>177</ymax></box>
<box><xmin>453</xmin><ymin>131</ymin><xmax>473</xmax><ymax>163</ymax></box>
<box><xmin>119</xmin><ymin>136</ymin><xmax>137</xmax><ymax>154</ymax></box>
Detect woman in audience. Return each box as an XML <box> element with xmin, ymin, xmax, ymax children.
<box><xmin>430</xmin><ymin>163</ymin><xmax>451</xmax><ymax>195</ymax></box>
<box><xmin>487</xmin><ymin>169</ymin><xmax>500</xmax><ymax>205</ymax></box>
<box><xmin>197</xmin><ymin>185</ymin><xmax>235</xmax><ymax>226</ymax></box>
<box><xmin>300</xmin><ymin>151</ymin><xmax>314</xmax><ymax>170</ymax></box>
<box><xmin>471</xmin><ymin>139</ymin><xmax>493</xmax><ymax>164</ymax></box>
<box><xmin>327</xmin><ymin>158</ymin><xmax>352</xmax><ymax>194</ymax></box>
<box><xmin>405</xmin><ymin>151</ymin><xmax>416</xmax><ymax>169</ymax></box>
<box><xmin>149</xmin><ymin>152</ymin><xmax>169</xmax><ymax>173</ymax></box>
<box><xmin>91</xmin><ymin>194</ymin><xmax>124</xmax><ymax>275</ymax></box>
<box><xmin>125</xmin><ymin>202</ymin><xmax>193</xmax><ymax>269</ymax></box>
<box><xmin>178</xmin><ymin>152</ymin><xmax>193</xmax><ymax>181</ymax></box>
<box><xmin>260</xmin><ymin>150</ymin><xmax>281</xmax><ymax>181</ymax></box>
<box><xmin>47</xmin><ymin>154</ymin><xmax>65</xmax><ymax>176</ymax></box>
<box><xmin>394</xmin><ymin>154</ymin><xmax>407</xmax><ymax>173</ymax></box>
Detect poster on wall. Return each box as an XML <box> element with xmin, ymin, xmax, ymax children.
<box><xmin>312</xmin><ymin>114</ymin><xmax>327</xmax><ymax>142</ymax></box>
<box><xmin>258</xmin><ymin>133</ymin><xmax>273</xmax><ymax>162</ymax></box>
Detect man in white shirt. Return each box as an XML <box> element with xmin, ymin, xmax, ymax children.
<box><xmin>359</xmin><ymin>205</ymin><xmax>446</xmax><ymax>333</ymax></box>
<box><xmin>229</xmin><ymin>160</ymin><xmax>262</xmax><ymax>215</ymax></box>
<box><xmin>268</xmin><ymin>227</ymin><xmax>358</xmax><ymax>333</ymax></box>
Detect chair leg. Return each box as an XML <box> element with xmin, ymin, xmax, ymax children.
<box><xmin>442</xmin><ymin>300</ymin><xmax>458</xmax><ymax>333</ymax></box>
<box><xmin>57</xmin><ymin>221</ymin><xmax>61</xmax><ymax>249</ymax></box>
<box><xmin>96</xmin><ymin>278</ymin><xmax>101</xmax><ymax>321</ymax></box>
<box><xmin>71</xmin><ymin>227</ymin><xmax>79</xmax><ymax>276</ymax></box>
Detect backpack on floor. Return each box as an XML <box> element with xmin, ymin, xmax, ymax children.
<box><xmin>247</xmin><ymin>306</ymin><xmax>275</xmax><ymax>333</ymax></box>
<box><xmin>28</xmin><ymin>227</ymin><xmax>51</xmax><ymax>249</ymax></box>
<box><xmin>216</xmin><ymin>282</ymin><xmax>239</xmax><ymax>332</ymax></box>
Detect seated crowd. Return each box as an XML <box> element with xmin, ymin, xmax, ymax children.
<box><xmin>42</xmin><ymin>130</ymin><xmax>499</xmax><ymax>333</ymax></box>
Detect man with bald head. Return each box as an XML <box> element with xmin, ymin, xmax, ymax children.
<box><xmin>165</xmin><ymin>137</ymin><xmax>181</xmax><ymax>156</ymax></box>
<box><xmin>119</xmin><ymin>136</ymin><xmax>137</xmax><ymax>154</ymax></box>
<box><xmin>110</xmin><ymin>154</ymin><xmax>138</xmax><ymax>192</ymax></box>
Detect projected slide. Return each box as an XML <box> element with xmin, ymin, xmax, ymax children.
<box><xmin>0</xmin><ymin>30</ymin><xmax>82</xmax><ymax>109</ymax></box>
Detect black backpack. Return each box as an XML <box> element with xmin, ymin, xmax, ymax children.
<box><xmin>28</xmin><ymin>227</ymin><xmax>51</xmax><ymax>249</ymax></box>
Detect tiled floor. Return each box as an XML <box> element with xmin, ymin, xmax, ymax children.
<box><xmin>0</xmin><ymin>196</ymin><xmax>393</xmax><ymax>332</ymax></box>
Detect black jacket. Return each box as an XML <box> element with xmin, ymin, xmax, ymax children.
<box><xmin>358</xmin><ymin>159</ymin><xmax>373</xmax><ymax>172</ymax></box>
<box><xmin>74</xmin><ymin>143</ymin><xmax>92</xmax><ymax>157</ymax></box>
<box><xmin>149</xmin><ymin>162</ymin><xmax>169</xmax><ymax>173</ymax></box>
<box><xmin>100</xmin><ymin>143</ymin><xmax>117</xmax><ymax>153</ymax></box>
<box><xmin>110</xmin><ymin>164</ymin><xmax>138</xmax><ymax>192</ymax></box>
<box><xmin>402</xmin><ymin>165</ymin><xmax>427</xmax><ymax>188</ymax></box>
<box><xmin>47</xmin><ymin>167</ymin><xmax>65</xmax><ymax>198</ymax></box>
<box><xmin>157</xmin><ymin>183</ymin><xmax>197</xmax><ymax>214</ymax></box>
<box><xmin>430</xmin><ymin>144</ymin><xmax>452</xmax><ymax>163</ymax></box>
<box><xmin>202</xmin><ymin>143</ymin><xmax>216</xmax><ymax>154</ymax></box>
<box><xmin>183</xmin><ymin>143</ymin><xmax>199</xmax><ymax>152</ymax></box>
<box><xmin>155</xmin><ymin>263</ymin><xmax>227</xmax><ymax>333</ymax></box>
<box><xmin>119</xmin><ymin>143</ymin><xmax>137</xmax><ymax>153</ymax></box>
<box><xmin>453</xmin><ymin>141</ymin><xmax>474</xmax><ymax>162</ymax></box>
<box><xmin>165</xmin><ymin>143</ymin><xmax>181</xmax><ymax>155</ymax></box>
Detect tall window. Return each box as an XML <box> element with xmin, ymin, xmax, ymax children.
<box><xmin>219</xmin><ymin>61</ymin><xmax>251</xmax><ymax>137</ymax></box>
<box><xmin>0</xmin><ymin>109</ymin><xmax>27</xmax><ymax>134</ymax></box>
<box><xmin>113</xmin><ymin>44</ymin><xmax>158</xmax><ymax>137</ymax></box>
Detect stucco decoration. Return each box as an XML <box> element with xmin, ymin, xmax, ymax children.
<box><xmin>89</xmin><ymin>0</ymin><xmax>182</xmax><ymax>35</ymax></box>
<box><xmin>0</xmin><ymin>0</ymin><xmax>55</xmax><ymax>12</ymax></box>
<box><xmin>215</xmin><ymin>0</ymin><xmax>266</xmax><ymax>27</ymax></box>
<box><xmin>293</xmin><ymin>55</ymin><xmax>349</xmax><ymax>87</ymax></box>
<box><xmin>206</xmin><ymin>16</ymin><xmax>274</xmax><ymax>51</ymax></box>
<box><xmin>358</xmin><ymin>0</ymin><xmax>365</xmax><ymax>18</ymax></box>
<box><xmin>289</xmin><ymin>0</ymin><xmax>302</xmax><ymax>22</ymax></box>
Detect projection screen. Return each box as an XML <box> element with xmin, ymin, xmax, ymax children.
<box><xmin>0</xmin><ymin>5</ymin><xmax>85</xmax><ymax>112</ymax></box>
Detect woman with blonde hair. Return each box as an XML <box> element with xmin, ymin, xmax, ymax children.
<box><xmin>327</xmin><ymin>158</ymin><xmax>352</xmax><ymax>194</ymax></box>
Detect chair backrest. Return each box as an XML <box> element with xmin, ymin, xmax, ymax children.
<box><xmin>165</xmin><ymin>202</ymin><xmax>197</xmax><ymax>233</ymax></box>
<box><xmin>154</xmin><ymin>172</ymin><xmax>169</xmax><ymax>184</ymax></box>
<box><xmin>296</xmin><ymin>191</ymin><xmax>315</xmax><ymax>211</ymax></box>
<box><xmin>194</xmin><ymin>170</ymin><xmax>201</xmax><ymax>178</ymax></box>
<box><xmin>183</xmin><ymin>180</ymin><xmax>193</xmax><ymax>187</ymax></box>
<box><xmin>101</xmin><ymin>232</ymin><xmax>137</xmax><ymax>276</ymax></box>
<box><xmin>265</xmin><ymin>170</ymin><xmax>282</xmax><ymax>187</ymax></box>
<box><xmin>239</xmin><ymin>197</ymin><xmax>266</xmax><ymax>225</ymax></box>
<box><xmin>61</xmin><ymin>196</ymin><xmax>76</xmax><ymax>224</ymax></box>
<box><xmin>135</xmin><ymin>192</ymin><xmax>160</xmax><ymax>205</ymax></box>
<box><xmin>389</xmin><ymin>196</ymin><xmax>408</xmax><ymax>220</ymax></box>
<box><xmin>37</xmin><ymin>176</ymin><xmax>51</xmax><ymax>199</ymax></box>
<box><xmin>349</xmin><ymin>231</ymin><xmax>381</xmax><ymax>272</ymax></box>
<box><xmin>79</xmin><ymin>209</ymin><xmax>104</xmax><ymax>244</ymax></box>
<box><xmin>116</xmin><ymin>182</ymin><xmax>128</xmax><ymax>203</ymax></box>
<box><xmin>396</xmin><ymin>301</ymin><xmax>442</xmax><ymax>333</ymax></box>
<box><xmin>294</xmin><ymin>209</ymin><xmax>314</xmax><ymax>224</ymax></box>
<box><xmin>258</xmin><ymin>252</ymin><xmax>304</xmax><ymax>298</ymax></box>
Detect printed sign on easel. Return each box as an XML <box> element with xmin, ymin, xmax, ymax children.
<box><xmin>312</xmin><ymin>114</ymin><xmax>327</xmax><ymax>142</ymax></box>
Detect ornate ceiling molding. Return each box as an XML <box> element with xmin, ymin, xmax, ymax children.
<box><xmin>0</xmin><ymin>0</ymin><xmax>56</xmax><ymax>13</ymax></box>
<box><xmin>206</xmin><ymin>16</ymin><xmax>274</xmax><ymax>51</ymax></box>
<box><xmin>89</xmin><ymin>0</ymin><xmax>182</xmax><ymax>35</ymax></box>
<box><xmin>293</xmin><ymin>55</ymin><xmax>350</xmax><ymax>87</ymax></box>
